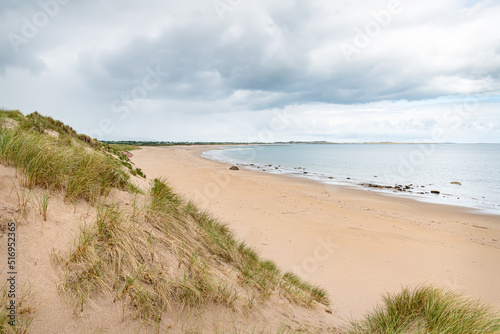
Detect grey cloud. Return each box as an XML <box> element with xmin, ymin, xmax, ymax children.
<box><xmin>76</xmin><ymin>2</ymin><xmax>499</xmax><ymax>111</ymax></box>
<box><xmin>0</xmin><ymin>0</ymin><xmax>499</xmax><ymax>142</ymax></box>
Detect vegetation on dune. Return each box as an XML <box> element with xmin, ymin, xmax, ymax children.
<box><xmin>0</xmin><ymin>109</ymin><xmax>146</xmax><ymax>205</ymax></box>
<box><xmin>0</xmin><ymin>109</ymin><xmax>145</xmax><ymax>179</ymax></box>
<box><xmin>1</xmin><ymin>109</ymin><xmax>329</xmax><ymax>330</ymax></box>
<box><xmin>60</xmin><ymin>177</ymin><xmax>328</xmax><ymax>323</ymax></box>
<box><xmin>0</xmin><ymin>124</ymin><xmax>131</xmax><ymax>204</ymax></box>
<box><xmin>0</xmin><ymin>282</ymin><xmax>35</xmax><ymax>334</ymax></box>
<box><xmin>349</xmin><ymin>285</ymin><xmax>500</xmax><ymax>334</ymax></box>
<box><xmin>107</xmin><ymin>142</ymin><xmax>141</xmax><ymax>152</ymax></box>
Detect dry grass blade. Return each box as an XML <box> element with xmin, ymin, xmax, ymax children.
<box><xmin>0</xmin><ymin>283</ymin><xmax>36</xmax><ymax>334</ymax></box>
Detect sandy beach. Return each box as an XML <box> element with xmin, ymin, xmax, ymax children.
<box><xmin>131</xmin><ymin>145</ymin><xmax>500</xmax><ymax>321</ymax></box>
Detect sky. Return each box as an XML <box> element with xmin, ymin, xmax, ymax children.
<box><xmin>1</xmin><ymin>0</ymin><xmax>499</xmax><ymax>143</ymax></box>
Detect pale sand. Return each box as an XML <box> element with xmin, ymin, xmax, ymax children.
<box><xmin>0</xmin><ymin>155</ymin><xmax>342</xmax><ymax>332</ymax></box>
<box><xmin>131</xmin><ymin>146</ymin><xmax>500</xmax><ymax>321</ymax></box>
<box><xmin>0</xmin><ymin>165</ymin><xmax>155</xmax><ymax>333</ymax></box>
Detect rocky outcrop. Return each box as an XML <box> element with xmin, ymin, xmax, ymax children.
<box><xmin>229</xmin><ymin>166</ymin><xmax>239</xmax><ymax>170</ymax></box>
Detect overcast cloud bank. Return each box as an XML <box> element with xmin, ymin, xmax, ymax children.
<box><xmin>1</xmin><ymin>0</ymin><xmax>499</xmax><ymax>142</ymax></box>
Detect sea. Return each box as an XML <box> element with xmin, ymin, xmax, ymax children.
<box><xmin>202</xmin><ymin>143</ymin><xmax>500</xmax><ymax>215</ymax></box>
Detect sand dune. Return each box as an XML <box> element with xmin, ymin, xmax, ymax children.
<box><xmin>0</xmin><ymin>148</ymin><xmax>343</xmax><ymax>333</ymax></box>
<box><xmin>1</xmin><ymin>142</ymin><xmax>499</xmax><ymax>332</ymax></box>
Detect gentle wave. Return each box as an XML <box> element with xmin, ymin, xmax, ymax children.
<box><xmin>202</xmin><ymin>144</ymin><xmax>500</xmax><ymax>215</ymax></box>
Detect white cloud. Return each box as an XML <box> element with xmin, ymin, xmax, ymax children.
<box><xmin>0</xmin><ymin>0</ymin><xmax>499</xmax><ymax>142</ymax></box>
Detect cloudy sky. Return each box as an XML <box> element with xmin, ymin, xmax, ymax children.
<box><xmin>1</xmin><ymin>0</ymin><xmax>499</xmax><ymax>142</ymax></box>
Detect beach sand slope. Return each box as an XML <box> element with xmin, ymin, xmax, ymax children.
<box><xmin>131</xmin><ymin>146</ymin><xmax>500</xmax><ymax>320</ymax></box>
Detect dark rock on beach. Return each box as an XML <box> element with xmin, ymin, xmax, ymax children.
<box><xmin>229</xmin><ymin>166</ymin><xmax>239</xmax><ymax>170</ymax></box>
<box><xmin>361</xmin><ymin>183</ymin><xmax>419</xmax><ymax>193</ymax></box>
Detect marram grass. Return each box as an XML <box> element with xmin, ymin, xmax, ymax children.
<box><xmin>62</xmin><ymin>179</ymin><xmax>330</xmax><ymax>323</ymax></box>
<box><xmin>349</xmin><ymin>285</ymin><xmax>500</xmax><ymax>334</ymax></box>
<box><xmin>0</xmin><ymin>124</ymin><xmax>131</xmax><ymax>204</ymax></box>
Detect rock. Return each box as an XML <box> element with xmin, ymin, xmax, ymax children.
<box><xmin>303</xmin><ymin>172</ymin><xmax>308</xmax><ymax>174</ymax></box>
<box><xmin>229</xmin><ymin>166</ymin><xmax>239</xmax><ymax>170</ymax></box>
<box><xmin>347</xmin><ymin>177</ymin><xmax>351</xmax><ymax>180</ymax></box>
<box><xmin>275</xmin><ymin>167</ymin><xmax>278</xmax><ymax>169</ymax></box>
<box><xmin>328</xmin><ymin>177</ymin><xmax>333</xmax><ymax>179</ymax></box>
<box><xmin>361</xmin><ymin>183</ymin><xmax>394</xmax><ymax>190</ymax></box>
<box><xmin>451</xmin><ymin>182</ymin><xmax>462</xmax><ymax>186</ymax></box>
<box><xmin>250</xmin><ymin>164</ymin><xmax>254</xmax><ymax>166</ymax></box>
<box><xmin>431</xmin><ymin>190</ymin><xmax>440</xmax><ymax>194</ymax></box>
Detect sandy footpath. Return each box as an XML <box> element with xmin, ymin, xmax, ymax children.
<box><xmin>131</xmin><ymin>145</ymin><xmax>500</xmax><ymax>321</ymax></box>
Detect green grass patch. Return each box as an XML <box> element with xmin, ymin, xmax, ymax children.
<box><xmin>0</xmin><ymin>125</ymin><xmax>132</xmax><ymax>204</ymax></box>
<box><xmin>0</xmin><ymin>109</ymin><xmax>24</xmax><ymax>124</ymax></box>
<box><xmin>349</xmin><ymin>285</ymin><xmax>500</xmax><ymax>334</ymax></box>
<box><xmin>1</xmin><ymin>109</ymin><xmax>146</xmax><ymax>179</ymax></box>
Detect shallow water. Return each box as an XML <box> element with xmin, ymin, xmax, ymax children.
<box><xmin>203</xmin><ymin>143</ymin><xmax>500</xmax><ymax>215</ymax></box>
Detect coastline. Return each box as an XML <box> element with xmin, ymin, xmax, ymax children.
<box><xmin>202</xmin><ymin>144</ymin><xmax>500</xmax><ymax>216</ymax></box>
<box><xmin>131</xmin><ymin>145</ymin><xmax>500</xmax><ymax>320</ymax></box>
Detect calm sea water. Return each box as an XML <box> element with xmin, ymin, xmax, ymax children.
<box><xmin>203</xmin><ymin>144</ymin><xmax>500</xmax><ymax>215</ymax></box>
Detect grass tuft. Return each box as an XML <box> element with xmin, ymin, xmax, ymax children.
<box><xmin>0</xmin><ymin>282</ymin><xmax>36</xmax><ymax>334</ymax></box>
<box><xmin>280</xmin><ymin>272</ymin><xmax>330</xmax><ymax>307</ymax></box>
<box><xmin>349</xmin><ymin>285</ymin><xmax>500</xmax><ymax>334</ymax></box>
<box><xmin>35</xmin><ymin>191</ymin><xmax>50</xmax><ymax>221</ymax></box>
